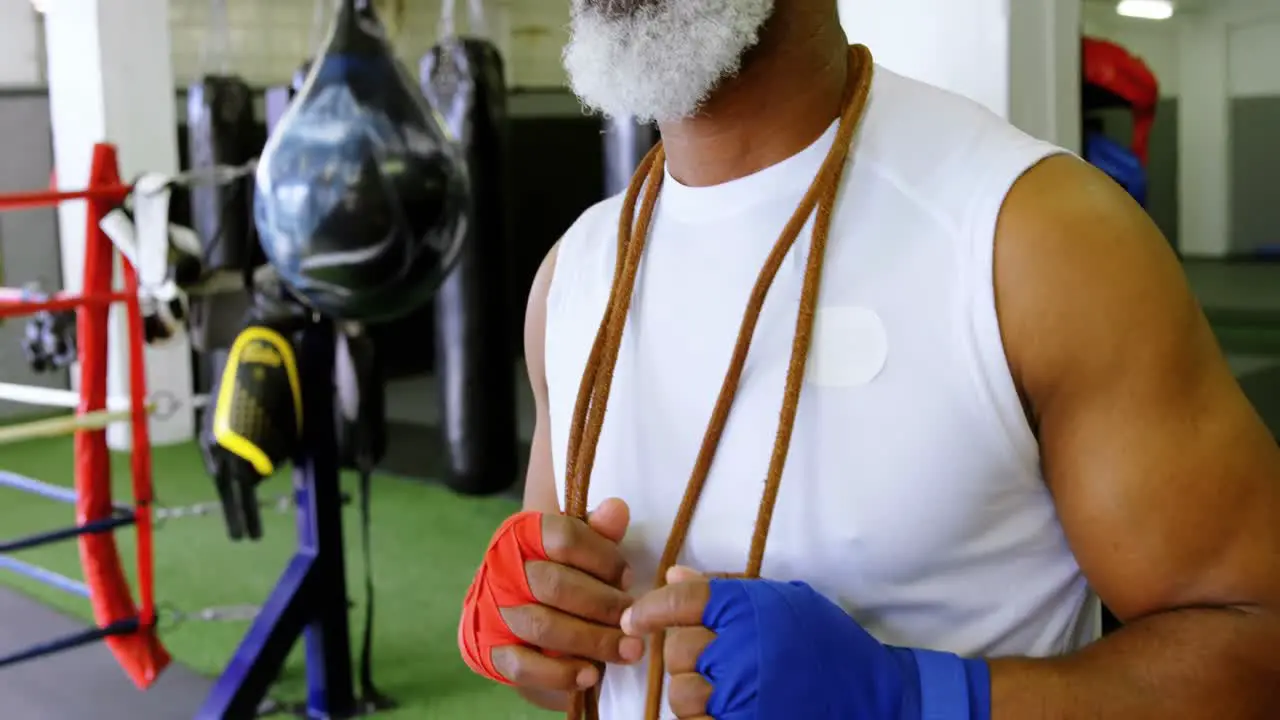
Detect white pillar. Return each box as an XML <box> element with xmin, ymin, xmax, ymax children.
<box><xmin>1171</xmin><ymin>8</ymin><xmax>1234</xmax><ymax>258</ymax></box>
<box><xmin>43</xmin><ymin>0</ymin><xmax>195</xmax><ymax>448</ymax></box>
<box><xmin>838</xmin><ymin>0</ymin><xmax>1082</xmax><ymax>153</ymax></box>
<box><xmin>1010</xmin><ymin>0</ymin><xmax>1082</xmax><ymax>154</ymax></box>
<box><xmin>1175</xmin><ymin>14</ymin><xmax>1230</xmax><ymax>258</ymax></box>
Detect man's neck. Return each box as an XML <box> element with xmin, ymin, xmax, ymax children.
<box><xmin>657</xmin><ymin>9</ymin><xmax>851</xmax><ymax>188</ymax></box>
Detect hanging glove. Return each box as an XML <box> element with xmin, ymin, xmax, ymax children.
<box><xmin>204</xmin><ymin>316</ymin><xmax>302</xmax><ymax>540</ymax></box>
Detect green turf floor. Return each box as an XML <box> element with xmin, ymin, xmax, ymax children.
<box><xmin>0</xmin><ymin>435</ymin><xmax>556</xmax><ymax>719</ymax></box>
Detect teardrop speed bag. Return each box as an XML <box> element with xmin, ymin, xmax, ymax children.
<box><xmin>255</xmin><ymin>0</ymin><xmax>469</xmax><ymax>323</ymax></box>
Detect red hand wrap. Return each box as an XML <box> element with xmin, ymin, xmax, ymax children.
<box><xmin>458</xmin><ymin>510</ymin><xmax>549</xmax><ymax>685</ymax></box>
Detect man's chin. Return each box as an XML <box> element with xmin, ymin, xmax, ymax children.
<box><xmin>567</xmin><ymin>81</ymin><xmax>704</xmax><ymax>124</ymax></box>
<box><xmin>564</xmin><ymin>0</ymin><xmax>773</xmax><ymax>122</ymax></box>
<box><xmin>563</xmin><ymin>45</ymin><xmax>706</xmax><ymax>122</ymax></box>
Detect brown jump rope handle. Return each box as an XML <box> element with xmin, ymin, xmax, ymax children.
<box><xmin>561</xmin><ymin>45</ymin><xmax>876</xmax><ymax>720</ymax></box>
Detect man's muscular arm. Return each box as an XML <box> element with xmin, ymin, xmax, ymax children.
<box><xmin>991</xmin><ymin>155</ymin><xmax>1280</xmax><ymax>718</ymax></box>
<box><xmin>516</xmin><ymin>243</ymin><xmax>570</xmax><ymax>713</ymax></box>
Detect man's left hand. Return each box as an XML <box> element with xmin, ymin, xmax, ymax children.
<box><xmin>621</xmin><ymin>567</ymin><xmax>993</xmax><ymax>720</ymax></box>
<box><xmin>621</xmin><ymin>566</ymin><xmax>717</xmax><ymax>718</ymax></box>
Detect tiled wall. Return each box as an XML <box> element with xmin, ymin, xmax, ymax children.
<box><xmin>168</xmin><ymin>0</ymin><xmax>572</xmax><ymax>89</ymax></box>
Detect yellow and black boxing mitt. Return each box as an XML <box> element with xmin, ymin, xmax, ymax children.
<box><xmin>207</xmin><ymin>323</ymin><xmax>302</xmax><ymax>540</ymax></box>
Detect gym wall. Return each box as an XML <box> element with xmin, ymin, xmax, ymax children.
<box><xmin>0</xmin><ymin>0</ymin><xmax>574</xmax><ymax>90</ymax></box>
<box><xmin>1086</xmin><ymin>3</ymin><xmax>1280</xmax><ymax>256</ymax></box>
<box><xmin>166</xmin><ymin>0</ymin><xmax>571</xmax><ymax>90</ymax></box>
<box><xmin>1226</xmin><ymin>22</ymin><xmax>1280</xmax><ymax>257</ymax></box>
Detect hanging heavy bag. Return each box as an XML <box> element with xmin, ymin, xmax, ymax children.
<box><xmin>187</xmin><ymin>0</ymin><xmax>259</xmax><ymax>273</ymax></box>
<box><xmin>603</xmin><ymin>116</ymin><xmax>658</xmax><ymax>197</ymax></box>
<box><xmin>187</xmin><ymin>76</ymin><xmax>259</xmax><ymax>273</ymax></box>
<box><xmin>421</xmin><ymin>0</ymin><xmax>519</xmax><ymax>497</ymax></box>
<box><xmin>187</xmin><ymin>0</ymin><xmax>262</xmax><ymax>354</ymax></box>
<box><xmin>185</xmin><ymin>90</ymin><xmax>256</xmax><ymax>378</ymax></box>
<box><xmin>335</xmin><ymin>327</ymin><xmax>387</xmax><ymax>472</ymax></box>
<box><xmin>255</xmin><ymin>0</ymin><xmax>468</xmax><ymax>323</ymax></box>
<box><xmin>265</xmin><ymin>61</ymin><xmax>312</xmax><ymax>136</ymax></box>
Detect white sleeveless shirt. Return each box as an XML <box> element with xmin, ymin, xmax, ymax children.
<box><xmin>543</xmin><ymin>66</ymin><xmax>1100</xmax><ymax>718</ymax></box>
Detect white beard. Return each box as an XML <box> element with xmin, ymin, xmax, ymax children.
<box><xmin>563</xmin><ymin>0</ymin><xmax>776</xmax><ymax>123</ymax></box>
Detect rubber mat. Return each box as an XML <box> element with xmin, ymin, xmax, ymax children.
<box><xmin>1185</xmin><ymin>259</ymin><xmax>1280</xmax><ymax>317</ymax></box>
<box><xmin>1236</xmin><ymin>361</ymin><xmax>1280</xmax><ymax>438</ymax></box>
<box><xmin>0</xmin><ymin>587</ymin><xmax>211</xmax><ymax>718</ymax></box>
<box><xmin>1186</xmin><ymin>260</ymin><xmax>1280</xmax><ymax>355</ymax></box>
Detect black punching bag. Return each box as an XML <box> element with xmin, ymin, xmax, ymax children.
<box><xmin>186</xmin><ymin>76</ymin><xmax>263</xmax><ymax>355</ymax></box>
<box><xmin>421</xmin><ymin>35</ymin><xmax>518</xmax><ymax>497</ymax></box>
<box><xmin>264</xmin><ymin>62</ymin><xmax>312</xmax><ymax>135</ymax></box>
<box><xmin>188</xmin><ymin>76</ymin><xmax>261</xmax><ymax>271</ymax></box>
<box><xmin>604</xmin><ymin>116</ymin><xmax>658</xmax><ymax>196</ymax></box>
<box><xmin>255</xmin><ymin>0</ymin><xmax>468</xmax><ymax>323</ymax></box>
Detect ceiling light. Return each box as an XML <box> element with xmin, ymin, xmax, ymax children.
<box><xmin>1116</xmin><ymin>0</ymin><xmax>1175</xmax><ymax>20</ymax></box>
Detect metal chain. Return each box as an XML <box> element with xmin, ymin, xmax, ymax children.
<box><xmin>138</xmin><ymin>160</ymin><xmax>258</xmax><ymax>196</ymax></box>
<box><xmin>153</xmin><ymin>493</ymin><xmax>294</xmax><ymax>525</ymax></box>
<box><xmin>158</xmin><ymin>602</ymin><xmax>260</xmax><ymax>631</ymax></box>
<box><xmin>148</xmin><ymin>390</ymin><xmax>182</xmax><ymax>421</ymax></box>
<box><xmin>187</xmin><ymin>605</ymin><xmax>261</xmax><ymax>622</ymax></box>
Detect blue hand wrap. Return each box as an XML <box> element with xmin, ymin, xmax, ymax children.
<box><xmin>697</xmin><ymin>578</ymin><xmax>992</xmax><ymax>720</ymax></box>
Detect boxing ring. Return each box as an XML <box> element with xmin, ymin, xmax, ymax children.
<box><xmin>0</xmin><ymin>143</ymin><xmax>168</xmax><ymax>688</ymax></box>
<box><xmin>0</xmin><ymin>0</ymin><xmax>449</xmax><ymax>712</ymax></box>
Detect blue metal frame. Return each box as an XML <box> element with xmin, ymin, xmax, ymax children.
<box><xmin>196</xmin><ymin>319</ymin><xmax>359</xmax><ymax>719</ymax></box>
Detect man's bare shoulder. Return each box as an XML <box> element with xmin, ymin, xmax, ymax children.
<box><xmin>992</xmin><ymin>152</ymin><xmax>1280</xmax><ymax>624</ymax></box>
<box><xmin>521</xmin><ymin>191</ymin><xmax>629</xmax><ymax>514</ymax></box>
<box><xmin>991</xmin><ymin>153</ymin><xmax>1187</xmax><ymax>401</ymax></box>
<box><xmin>524</xmin><ymin>189</ymin><xmax>630</xmax><ymax>392</ymax></box>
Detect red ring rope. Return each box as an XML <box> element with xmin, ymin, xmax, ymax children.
<box><xmin>0</xmin><ymin>291</ymin><xmax>134</xmax><ymax>320</ymax></box>
<box><xmin>0</xmin><ymin>144</ymin><xmax>168</xmax><ymax>688</ymax></box>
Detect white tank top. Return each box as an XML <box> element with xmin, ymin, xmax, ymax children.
<box><xmin>544</xmin><ymin>66</ymin><xmax>1100</xmax><ymax>718</ymax></box>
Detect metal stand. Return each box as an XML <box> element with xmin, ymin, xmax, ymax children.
<box><xmin>197</xmin><ymin>318</ymin><xmax>358</xmax><ymax>719</ymax></box>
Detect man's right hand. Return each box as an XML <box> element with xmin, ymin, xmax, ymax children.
<box><xmin>492</xmin><ymin>498</ymin><xmax>645</xmax><ymax>692</ymax></box>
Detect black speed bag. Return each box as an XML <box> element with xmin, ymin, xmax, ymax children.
<box><xmin>254</xmin><ymin>0</ymin><xmax>469</xmax><ymax>323</ymax></box>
